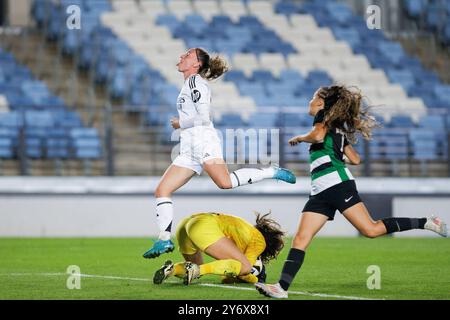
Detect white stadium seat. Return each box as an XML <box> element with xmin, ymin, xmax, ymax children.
<box><xmin>167</xmin><ymin>0</ymin><xmax>193</xmax><ymax>20</ymax></box>
<box><xmin>259</xmin><ymin>53</ymin><xmax>287</xmax><ymax>77</ymax></box>
<box><xmin>220</xmin><ymin>1</ymin><xmax>248</xmax><ymax>22</ymax></box>
<box><xmin>289</xmin><ymin>14</ymin><xmax>318</xmax><ymax>29</ymax></box>
<box><xmin>232</xmin><ymin>54</ymin><xmax>261</xmax><ymax>77</ymax></box>
<box><xmin>247</xmin><ymin>1</ymin><xmax>273</xmax><ymax>16</ymax></box>
<box><xmin>140</xmin><ymin>0</ymin><xmax>167</xmax><ymax>17</ymax></box>
<box><xmin>0</xmin><ymin>95</ymin><xmax>9</xmax><ymax>112</ymax></box>
<box><xmin>111</xmin><ymin>0</ymin><xmax>140</xmax><ymax>13</ymax></box>
<box><xmin>193</xmin><ymin>0</ymin><xmax>221</xmax><ymax>22</ymax></box>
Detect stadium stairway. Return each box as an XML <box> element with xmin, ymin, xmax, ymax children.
<box><xmin>396</xmin><ymin>35</ymin><xmax>450</xmax><ymax>84</ymax></box>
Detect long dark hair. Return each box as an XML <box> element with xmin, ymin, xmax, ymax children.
<box><xmin>254</xmin><ymin>212</ymin><xmax>285</xmax><ymax>264</ymax></box>
<box><xmin>317</xmin><ymin>85</ymin><xmax>380</xmax><ymax>144</ymax></box>
<box><xmin>195</xmin><ymin>48</ymin><xmax>228</xmax><ymax>80</ymax></box>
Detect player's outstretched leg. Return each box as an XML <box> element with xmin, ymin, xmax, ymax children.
<box><xmin>424</xmin><ymin>215</ymin><xmax>448</xmax><ymax>237</ymax></box>
<box><xmin>229</xmin><ymin>166</ymin><xmax>296</xmax><ymax>187</ymax></box>
<box><xmin>255</xmin><ymin>282</ymin><xmax>288</xmax><ymax>299</ymax></box>
<box><xmin>143</xmin><ymin>239</ymin><xmax>175</xmax><ymax>259</ymax></box>
<box><xmin>153</xmin><ymin>260</ymin><xmax>174</xmax><ymax>284</ymax></box>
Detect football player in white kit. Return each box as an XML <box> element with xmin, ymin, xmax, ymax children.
<box><xmin>143</xmin><ymin>48</ymin><xmax>297</xmax><ymax>258</ymax></box>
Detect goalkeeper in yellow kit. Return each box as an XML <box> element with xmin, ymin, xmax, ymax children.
<box><xmin>153</xmin><ymin>212</ymin><xmax>285</xmax><ymax>285</ymax></box>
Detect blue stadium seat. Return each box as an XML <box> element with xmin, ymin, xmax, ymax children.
<box><xmin>0</xmin><ymin>112</ymin><xmax>23</xmax><ymax>128</ymax></box>
<box><xmin>0</xmin><ymin>143</ymin><xmax>13</xmax><ymax>158</ymax></box>
<box><xmin>211</xmin><ymin>15</ymin><xmax>233</xmax><ymax>28</ymax></box>
<box><xmin>219</xmin><ymin>114</ymin><xmax>247</xmax><ymax>128</ymax></box>
<box><xmin>274</xmin><ymin>1</ymin><xmax>300</xmax><ymax>16</ymax></box>
<box><xmin>278</xmin><ymin>113</ymin><xmax>309</xmax><ymax>128</ymax></box>
<box><xmin>388</xmin><ymin>115</ymin><xmax>416</xmax><ymax>128</ymax></box>
<box><xmin>237</xmin><ymin>83</ymin><xmax>266</xmax><ymax>98</ymax></box>
<box><xmin>409</xmin><ymin>129</ymin><xmax>439</xmax><ymax>160</ymax></box>
<box><xmin>75</xmin><ymin>147</ymin><xmax>102</xmax><ymax>160</ymax></box>
<box><xmin>156</xmin><ymin>14</ymin><xmax>179</xmax><ymax>32</ymax></box>
<box><xmin>46</xmin><ymin>138</ymin><xmax>70</xmax><ymax>159</ymax></box>
<box><xmin>185</xmin><ymin>14</ymin><xmax>208</xmax><ymax>33</ymax></box>
<box><xmin>306</xmin><ymin>71</ymin><xmax>333</xmax><ymax>86</ymax></box>
<box><xmin>251</xmin><ymin>70</ymin><xmax>278</xmax><ymax>83</ymax></box>
<box><xmin>265</xmin><ymin>83</ymin><xmax>295</xmax><ymax>97</ymax></box>
<box><xmin>418</xmin><ymin>115</ymin><xmax>445</xmax><ymax>130</ymax></box>
<box><xmin>248</xmin><ymin>112</ymin><xmax>279</xmax><ymax>128</ymax></box>
<box><xmin>70</xmin><ymin>128</ymin><xmax>102</xmax><ymax>160</ymax></box>
<box><xmin>404</xmin><ymin>0</ymin><xmax>426</xmax><ymax>18</ymax></box>
<box><xmin>25</xmin><ymin>111</ymin><xmax>54</xmax><ymax>128</ymax></box>
<box><xmin>70</xmin><ymin>128</ymin><xmax>99</xmax><ymax>139</ymax></box>
<box><xmin>333</xmin><ymin>27</ymin><xmax>361</xmax><ymax>48</ymax></box>
<box><xmin>386</xmin><ymin>69</ymin><xmax>416</xmax><ymax>90</ymax></box>
<box><xmin>224</xmin><ymin>70</ymin><xmax>247</xmax><ymax>83</ymax></box>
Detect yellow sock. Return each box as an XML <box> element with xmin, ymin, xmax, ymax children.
<box><xmin>238</xmin><ymin>274</ymin><xmax>258</xmax><ymax>284</ymax></box>
<box><xmin>199</xmin><ymin>259</ymin><xmax>242</xmax><ymax>277</ymax></box>
<box><xmin>172</xmin><ymin>262</ymin><xmax>186</xmax><ymax>278</ymax></box>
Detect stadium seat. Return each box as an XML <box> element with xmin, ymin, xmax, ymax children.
<box><xmin>409</xmin><ymin>129</ymin><xmax>439</xmax><ymax>160</ymax></box>
<box><xmin>388</xmin><ymin>115</ymin><xmax>416</xmax><ymax>128</ymax></box>
<box><xmin>218</xmin><ymin>114</ymin><xmax>247</xmax><ymax>128</ymax></box>
<box><xmin>248</xmin><ymin>112</ymin><xmax>279</xmax><ymax>128</ymax></box>
<box><xmin>418</xmin><ymin>115</ymin><xmax>446</xmax><ymax>130</ymax></box>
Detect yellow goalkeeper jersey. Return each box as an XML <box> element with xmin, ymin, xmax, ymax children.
<box><xmin>212</xmin><ymin>213</ymin><xmax>266</xmax><ymax>265</ymax></box>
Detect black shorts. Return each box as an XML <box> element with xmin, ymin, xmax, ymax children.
<box><xmin>302</xmin><ymin>180</ymin><xmax>362</xmax><ymax>221</ymax></box>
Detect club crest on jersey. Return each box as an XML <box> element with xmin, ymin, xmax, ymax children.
<box><xmin>191</xmin><ymin>89</ymin><xmax>201</xmax><ymax>103</ymax></box>
<box><xmin>177</xmin><ymin>97</ymin><xmax>185</xmax><ymax>110</ymax></box>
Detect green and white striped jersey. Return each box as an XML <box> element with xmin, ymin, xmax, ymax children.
<box><xmin>309</xmin><ymin>110</ymin><xmax>354</xmax><ymax>195</ymax></box>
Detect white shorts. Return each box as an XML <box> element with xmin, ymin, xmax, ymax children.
<box><xmin>173</xmin><ymin>127</ymin><xmax>223</xmax><ymax>175</ymax></box>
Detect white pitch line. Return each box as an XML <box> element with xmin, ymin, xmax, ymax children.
<box><xmin>201</xmin><ymin>283</ymin><xmax>375</xmax><ymax>300</ymax></box>
<box><xmin>1</xmin><ymin>272</ymin><xmax>377</xmax><ymax>300</ymax></box>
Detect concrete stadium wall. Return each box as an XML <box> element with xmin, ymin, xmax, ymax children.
<box><xmin>0</xmin><ymin>177</ymin><xmax>450</xmax><ymax>238</ymax></box>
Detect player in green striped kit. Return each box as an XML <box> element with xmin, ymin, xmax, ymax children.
<box><xmin>256</xmin><ymin>85</ymin><xmax>448</xmax><ymax>299</ymax></box>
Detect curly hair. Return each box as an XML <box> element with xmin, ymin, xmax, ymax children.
<box><xmin>317</xmin><ymin>85</ymin><xmax>381</xmax><ymax>144</ymax></box>
<box><xmin>195</xmin><ymin>48</ymin><xmax>229</xmax><ymax>81</ymax></box>
<box><xmin>254</xmin><ymin>212</ymin><xmax>285</xmax><ymax>264</ymax></box>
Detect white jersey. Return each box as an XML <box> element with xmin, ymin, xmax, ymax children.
<box><xmin>177</xmin><ymin>74</ymin><xmax>213</xmax><ymax>130</ymax></box>
<box><xmin>173</xmin><ymin>74</ymin><xmax>223</xmax><ymax>174</ymax></box>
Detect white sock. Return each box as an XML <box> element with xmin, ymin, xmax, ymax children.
<box><xmin>156</xmin><ymin>197</ymin><xmax>173</xmax><ymax>240</ymax></box>
<box><xmin>229</xmin><ymin>167</ymin><xmax>275</xmax><ymax>188</ymax></box>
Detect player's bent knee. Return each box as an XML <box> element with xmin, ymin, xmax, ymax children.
<box><xmin>214</xmin><ymin>180</ymin><xmax>232</xmax><ymax>190</ymax></box>
<box><xmin>360</xmin><ymin>227</ymin><xmax>380</xmax><ymax>239</ymax></box>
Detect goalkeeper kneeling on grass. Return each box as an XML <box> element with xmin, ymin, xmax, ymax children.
<box><xmin>153</xmin><ymin>212</ymin><xmax>285</xmax><ymax>285</ymax></box>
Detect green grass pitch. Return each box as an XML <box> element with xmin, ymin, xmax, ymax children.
<box><xmin>0</xmin><ymin>237</ymin><xmax>449</xmax><ymax>300</ymax></box>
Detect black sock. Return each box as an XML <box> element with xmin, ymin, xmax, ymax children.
<box><xmin>278</xmin><ymin>248</ymin><xmax>305</xmax><ymax>291</ymax></box>
<box><xmin>381</xmin><ymin>217</ymin><xmax>427</xmax><ymax>234</ymax></box>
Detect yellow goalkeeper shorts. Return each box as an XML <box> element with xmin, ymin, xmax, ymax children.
<box><xmin>176</xmin><ymin>213</ymin><xmax>224</xmax><ymax>255</ymax></box>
